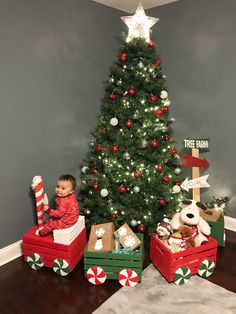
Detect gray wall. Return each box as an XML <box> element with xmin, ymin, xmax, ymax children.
<box><xmin>0</xmin><ymin>0</ymin><xmax>235</xmax><ymax>248</ymax></box>
<box><xmin>151</xmin><ymin>0</ymin><xmax>236</xmax><ymax>217</ymax></box>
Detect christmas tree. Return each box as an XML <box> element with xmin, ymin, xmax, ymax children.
<box><xmin>79</xmin><ymin>4</ymin><xmax>184</xmax><ymax>234</ymax></box>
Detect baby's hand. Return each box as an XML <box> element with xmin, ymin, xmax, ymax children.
<box><xmin>43</xmin><ymin>193</ymin><xmax>49</xmax><ymax>212</ymax></box>
<box><xmin>35</xmin><ymin>229</ymin><xmax>40</xmax><ymax>236</ymax></box>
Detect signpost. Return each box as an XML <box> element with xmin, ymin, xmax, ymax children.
<box><xmin>182</xmin><ymin>138</ymin><xmax>210</xmax><ymax>201</ymax></box>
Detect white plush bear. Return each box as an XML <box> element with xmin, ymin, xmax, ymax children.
<box><xmin>171</xmin><ymin>199</ymin><xmax>211</xmax><ymax>247</ymax></box>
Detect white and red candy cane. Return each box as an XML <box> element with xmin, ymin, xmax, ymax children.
<box><xmin>31</xmin><ymin>176</ymin><xmax>45</xmax><ymax>230</ymax></box>
<box><xmin>118</xmin><ymin>268</ymin><xmax>138</xmax><ymax>287</ymax></box>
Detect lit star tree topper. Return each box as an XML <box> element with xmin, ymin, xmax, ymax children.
<box><xmin>121</xmin><ymin>3</ymin><xmax>159</xmax><ymax>43</ymax></box>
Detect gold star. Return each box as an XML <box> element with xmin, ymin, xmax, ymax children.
<box><xmin>121</xmin><ymin>3</ymin><xmax>159</xmax><ymax>43</ymax></box>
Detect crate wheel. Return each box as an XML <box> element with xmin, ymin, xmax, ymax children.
<box><xmin>52</xmin><ymin>258</ymin><xmax>70</xmax><ymax>276</ymax></box>
<box><xmin>174</xmin><ymin>266</ymin><xmax>191</xmax><ymax>285</ymax></box>
<box><xmin>118</xmin><ymin>268</ymin><xmax>138</xmax><ymax>287</ymax></box>
<box><xmin>27</xmin><ymin>253</ymin><xmax>44</xmax><ymax>270</ymax></box>
<box><xmin>86</xmin><ymin>266</ymin><xmax>107</xmax><ymax>285</ymax></box>
<box><xmin>198</xmin><ymin>259</ymin><xmax>215</xmax><ymax>278</ymax></box>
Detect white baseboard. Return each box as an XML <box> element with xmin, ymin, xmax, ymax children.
<box><xmin>0</xmin><ymin>215</ymin><xmax>235</xmax><ymax>267</ymax></box>
<box><xmin>225</xmin><ymin>215</ymin><xmax>236</xmax><ymax>232</ymax></box>
<box><xmin>0</xmin><ymin>240</ymin><xmax>23</xmax><ymax>267</ymax></box>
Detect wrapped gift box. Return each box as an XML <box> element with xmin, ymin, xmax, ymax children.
<box><xmin>87</xmin><ymin>222</ymin><xmax>115</xmax><ymax>252</ymax></box>
<box><xmin>114</xmin><ymin>223</ymin><xmax>141</xmax><ymax>251</ymax></box>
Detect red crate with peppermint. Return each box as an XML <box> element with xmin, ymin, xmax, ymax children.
<box><xmin>150</xmin><ymin>234</ymin><xmax>217</xmax><ymax>285</ymax></box>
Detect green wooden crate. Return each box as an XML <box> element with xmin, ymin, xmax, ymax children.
<box><xmin>84</xmin><ymin>233</ymin><xmax>144</xmax><ymax>282</ymax></box>
<box><xmin>207</xmin><ymin>215</ymin><xmax>225</xmax><ymax>246</ymax></box>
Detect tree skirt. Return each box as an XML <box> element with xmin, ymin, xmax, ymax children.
<box><xmin>93</xmin><ymin>264</ymin><xmax>236</xmax><ymax>314</ymax></box>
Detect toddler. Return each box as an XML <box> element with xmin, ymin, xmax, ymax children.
<box><xmin>39</xmin><ymin>174</ymin><xmax>79</xmax><ymax>236</ymax></box>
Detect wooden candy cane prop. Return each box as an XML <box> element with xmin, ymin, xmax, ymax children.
<box><xmin>31</xmin><ymin>176</ymin><xmax>45</xmax><ymax>230</ymax></box>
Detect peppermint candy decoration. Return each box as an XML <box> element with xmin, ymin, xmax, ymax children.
<box><xmin>52</xmin><ymin>258</ymin><xmax>70</xmax><ymax>276</ymax></box>
<box><xmin>198</xmin><ymin>259</ymin><xmax>215</xmax><ymax>278</ymax></box>
<box><xmin>27</xmin><ymin>253</ymin><xmax>44</xmax><ymax>270</ymax></box>
<box><xmin>87</xmin><ymin>266</ymin><xmax>107</xmax><ymax>285</ymax></box>
<box><xmin>174</xmin><ymin>267</ymin><xmax>191</xmax><ymax>285</ymax></box>
<box><xmin>118</xmin><ymin>268</ymin><xmax>138</xmax><ymax>287</ymax></box>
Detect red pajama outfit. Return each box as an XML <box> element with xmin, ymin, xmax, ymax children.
<box><xmin>39</xmin><ymin>193</ymin><xmax>79</xmax><ymax>236</ymax></box>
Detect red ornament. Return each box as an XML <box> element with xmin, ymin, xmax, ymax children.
<box><xmin>162</xmin><ymin>175</ymin><xmax>170</xmax><ymax>183</ymax></box>
<box><xmin>155</xmin><ymin>164</ymin><xmax>164</xmax><ymax>172</ymax></box>
<box><xmin>118</xmin><ymin>184</ymin><xmax>126</xmax><ymax>193</ymax></box>
<box><xmin>108</xmin><ymin>92</ymin><xmax>116</xmax><ymax>101</ymax></box>
<box><xmin>134</xmin><ymin>170</ymin><xmax>142</xmax><ymax>178</ymax></box>
<box><xmin>95</xmin><ymin>144</ymin><xmax>103</xmax><ymax>152</ymax></box>
<box><xmin>155</xmin><ymin>108</ymin><xmax>164</xmax><ymax>118</ymax></box>
<box><xmin>175</xmin><ymin>179</ymin><xmax>182</xmax><ymax>185</ymax></box>
<box><xmin>120</xmin><ymin>52</ymin><xmax>127</xmax><ymax>62</ymax></box>
<box><xmin>91</xmin><ymin>168</ymin><xmax>98</xmax><ymax>175</ymax></box>
<box><xmin>170</xmin><ymin>148</ymin><xmax>178</xmax><ymax>155</ymax></box>
<box><xmin>111</xmin><ymin>144</ymin><xmax>119</xmax><ymax>153</ymax></box>
<box><xmin>112</xmin><ymin>213</ymin><xmax>118</xmax><ymax>219</ymax></box>
<box><xmin>148</xmin><ymin>40</ymin><xmax>155</xmax><ymax>47</ymax></box>
<box><xmin>162</xmin><ymin>106</ymin><xmax>169</xmax><ymax>113</ymax></box>
<box><xmin>126</xmin><ymin>120</ymin><xmax>133</xmax><ymax>128</ymax></box>
<box><xmin>138</xmin><ymin>225</ymin><xmax>145</xmax><ymax>233</ymax></box>
<box><xmin>155</xmin><ymin>59</ymin><xmax>161</xmax><ymax>66</ymax></box>
<box><xmin>151</xmin><ymin>140</ymin><xmax>158</xmax><ymax>148</ymax></box>
<box><xmin>92</xmin><ymin>183</ymin><xmax>100</xmax><ymax>191</ymax></box>
<box><xmin>159</xmin><ymin>198</ymin><xmax>167</xmax><ymax>206</ymax></box>
<box><xmin>163</xmin><ymin>135</ymin><xmax>171</xmax><ymax>141</ymax></box>
<box><xmin>149</xmin><ymin>95</ymin><xmax>158</xmax><ymax>103</ymax></box>
<box><xmin>128</xmin><ymin>88</ymin><xmax>135</xmax><ymax>96</ymax></box>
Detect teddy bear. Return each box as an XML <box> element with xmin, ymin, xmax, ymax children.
<box><xmin>170</xmin><ymin>199</ymin><xmax>211</xmax><ymax>247</ymax></box>
<box><xmin>156</xmin><ymin>218</ymin><xmax>173</xmax><ymax>246</ymax></box>
<box><xmin>178</xmin><ymin>225</ymin><xmax>195</xmax><ymax>249</ymax></box>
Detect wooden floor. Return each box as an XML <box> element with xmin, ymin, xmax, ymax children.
<box><xmin>0</xmin><ymin>230</ymin><xmax>235</xmax><ymax>314</ymax></box>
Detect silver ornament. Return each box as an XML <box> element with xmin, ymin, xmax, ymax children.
<box><xmin>137</xmin><ymin>220</ymin><xmax>141</xmax><ymax>225</ymax></box>
<box><xmin>130</xmin><ymin>219</ymin><xmax>137</xmax><ymax>227</ymax></box>
<box><xmin>81</xmin><ymin>180</ymin><xmax>87</xmax><ymax>186</ymax></box>
<box><xmin>123</xmin><ymin>152</ymin><xmax>130</xmax><ymax>160</ymax></box>
<box><xmin>117</xmin><ymin>79</ymin><xmax>122</xmax><ymax>86</ymax></box>
<box><xmin>85</xmin><ymin>209</ymin><xmax>91</xmax><ymax>215</ymax></box>
<box><xmin>103</xmin><ymin>157</ymin><xmax>109</xmax><ymax>165</ymax></box>
<box><xmin>133</xmin><ymin>113</ymin><xmax>139</xmax><ymax>119</ymax></box>
<box><xmin>81</xmin><ymin>166</ymin><xmax>89</xmax><ymax>174</ymax></box>
<box><xmin>161</xmin><ymin>126</ymin><xmax>168</xmax><ymax>133</ymax></box>
<box><xmin>174</xmin><ymin>167</ymin><xmax>182</xmax><ymax>175</ymax></box>
<box><xmin>88</xmin><ymin>190</ymin><xmax>93</xmax><ymax>196</ymax></box>
<box><xmin>89</xmin><ymin>140</ymin><xmax>95</xmax><ymax>148</ymax></box>
<box><xmin>138</xmin><ymin>61</ymin><xmax>144</xmax><ymax>69</ymax></box>
<box><xmin>133</xmin><ymin>186</ymin><xmax>140</xmax><ymax>193</ymax></box>
<box><xmin>141</xmin><ymin>140</ymin><xmax>148</xmax><ymax>148</ymax></box>
<box><xmin>109</xmin><ymin>76</ymin><xmax>115</xmax><ymax>84</ymax></box>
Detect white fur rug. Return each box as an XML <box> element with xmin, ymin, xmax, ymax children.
<box><xmin>93</xmin><ymin>264</ymin><xmax>236</xmax><ymax>314</ymax></box>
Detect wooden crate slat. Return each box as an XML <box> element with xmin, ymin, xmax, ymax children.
<box><xmin>84</xmin><ymin>257</ymin><xmax>142</xmax><ymax>268</ymax></box>
<box><xmin>171</xmin><ymin>247</ymin><xmax>217</xmax><ymax>268</ymax></box>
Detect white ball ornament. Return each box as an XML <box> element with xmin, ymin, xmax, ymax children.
<box><xmin>103</xmin><ymin>157</ymin><xmax>109</xmax><ymax>165</ymax></box>
<box><xmin>160</xmin><ymin>90</ymin><xmax>168</xmax><ymax>99</ymax></box>
<box><xmin>100</xmin><ymin>188</ymin><xmax>109</xmax><ymax>197</ymax></box>
<box><xmin>133</xmin><ymin>186</ymin><xmax>140</xmax><ymax>193</ymax></box>
<box><xmin>172</xmin><ymin>185</ymin><xmax>181</xmax><ymax>194</ymax></box>
<box><xmin>130</xmin><ymin>219</ymin><xmax>138</xmax><ymax>227</ymax></box>
<box><xmin>164</xmin><ymin>99</ymin><xmax>171</xmax><ymax>106</ymax></box>
<box><xmin>110</xmin><ymin>117</ymin><xmax>119</xmax><ymax>126</ymax></box>
<box><xmin>123</xmin><ymin>152</ymin><xmax>130</xmax><ymax>160</ymax></box>
<box><xmin>82</xmin><ymin>166</ymin><xmax>89</xmax><ymax>174</ymax></box>
<box><xmin>174</xmin><ymin>167</ymin><xmax>182</xmax><ymax>175</ymax></box>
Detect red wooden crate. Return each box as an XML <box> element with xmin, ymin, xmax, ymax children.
<box><xmin>22</xmin><ymin>226</ymin><xmax>87</xmax><ymax>273</ymax></box>
<box><xmin>150</xmin><ymin>234</ymin><xmax>217</xmax><ymax>283</ymax></box>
